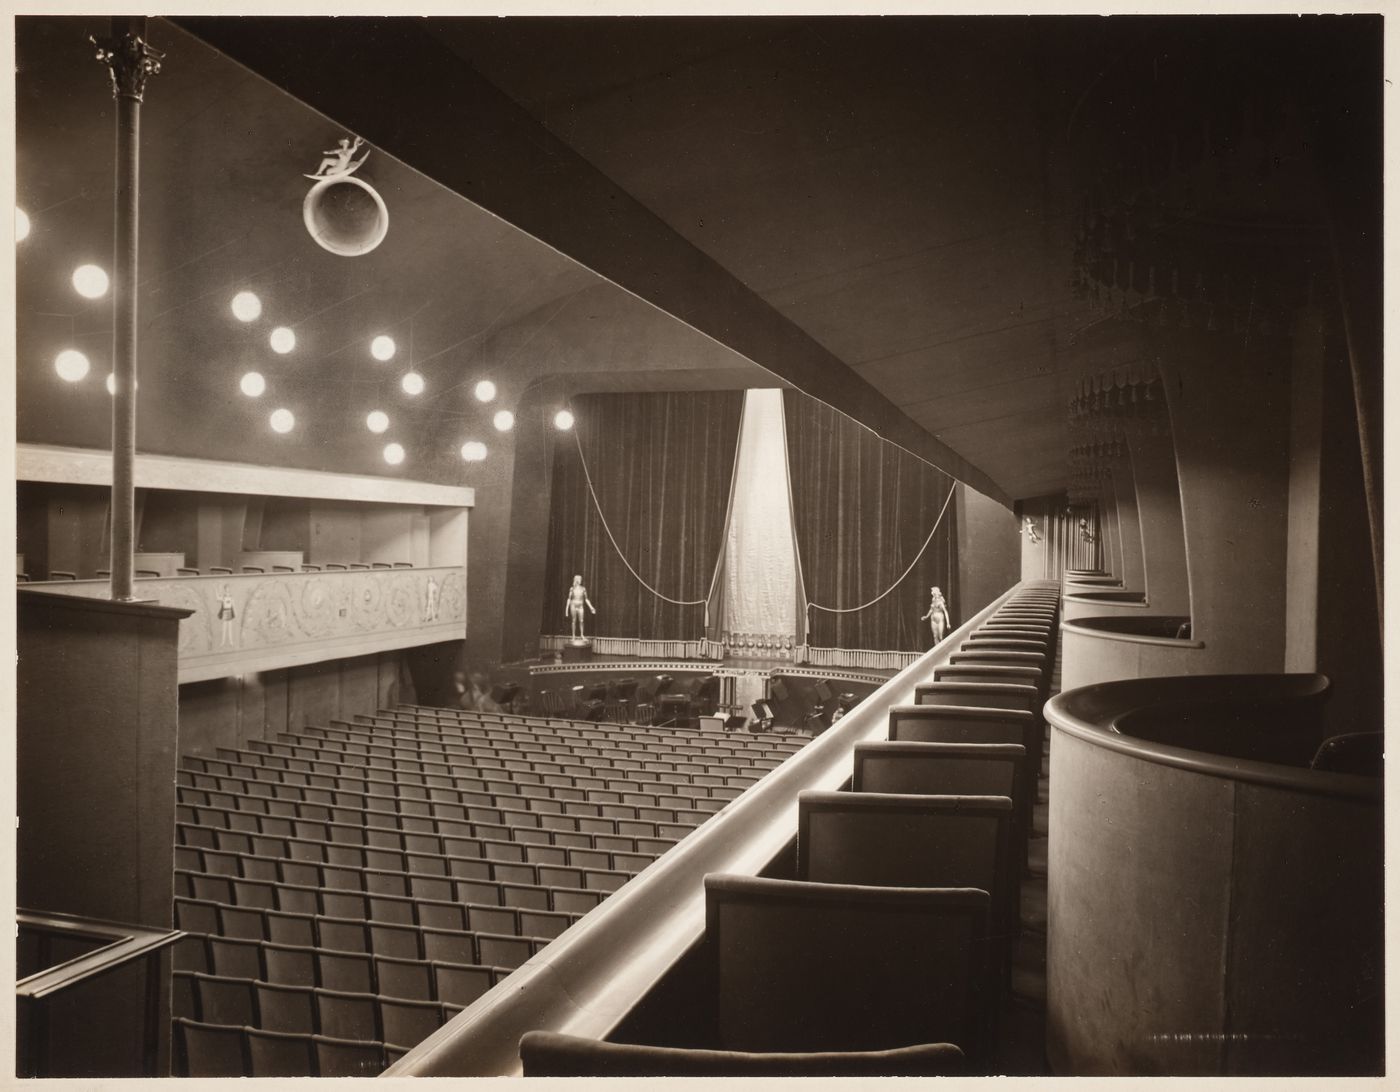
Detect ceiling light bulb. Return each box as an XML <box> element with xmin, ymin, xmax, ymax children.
<box><xmin>54</xmin><ymin>348</ymin><xmax>90</xmax><ymax>382</ymax></box>
<box><xmin>493</xmin><ymin>409</ymin><xmax>514</xmax><ymax>432</ymax></box>
<box><xmin>401</xmin><ymin>371</ymin><xmax>424</xmax><ymax>396</ymax></box>
<box><xmin>474</xmin><ymin>380</ymin><xmax>497</xmax><ymax>403</ymax></box>
<box><xmin>240</xmin><ymin>371</ymin><xmax>266</xmax><ymax>397</ymax></box>
<box><xmin>16</xmin><ymin>207</ymin><xmax>30</xmax><ymax>242</ymax></box>
<box><xmin>366</xmin><ymin>410</ymin><xmax>389</xmax><ymax>433</ymax></box>
<box><xmin>371</xmin><ymin>335</ymin><xmax>396</xmax><ymax>361</ymax></box>
<box><xmin>384</xmin><ymin>442</ymin><xmax>405</xmax><ymax>465</ymax></box>
<box><xmin>72</xmin><ymin>264</ymin><xmax>109</xmax><ymax>299</ymax></box>
<box><xmin>460</xmin><ymin>440</ymin><xmax>487</xmax><ymax>462</ymax></box>
<box><xmin>270</xmin><ymin>326</ymin><xmax>296</xmax><ymax>353</ymax></box>
<box><xmin>554</xmin><ymin>409</ymin><xmax>575</xmax><ymax>431</ymax></box>
<box><xmin>270</xmin><ymin>408</ymin><xmax>295</xmax><ymax>433</ymax></box>
<box><xmin>231</xmin><ymin>291</ymin><xmax>262</xmax><ymax>322</ymax></box>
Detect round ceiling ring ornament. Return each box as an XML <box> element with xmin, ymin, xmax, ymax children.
<box><xmin>302</xmin><ymin>138</ymin><xmax>388</xmax><ymax>257</ymax></box>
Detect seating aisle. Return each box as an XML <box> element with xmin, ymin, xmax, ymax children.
<box><xmin>998</xmin><ymin>635</ymin><xmax>1058</xmax><ymax>1073</ymax></box>
<box><xmin>170</xmin><ymin>708</ymin><xmax>808</xmax><ymax>1076</ymax></box>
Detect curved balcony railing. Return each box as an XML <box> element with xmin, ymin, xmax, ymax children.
<box><xmin>1044</xmin><ymin>674</ymin><xmax>1382</xmax><ymax>1076</ymax></box>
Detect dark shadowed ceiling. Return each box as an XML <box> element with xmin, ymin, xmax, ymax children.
<box><xmin>15</xmin><ymin>14</ymin><xmax>1369</xmax><ymax>501</ymax></box>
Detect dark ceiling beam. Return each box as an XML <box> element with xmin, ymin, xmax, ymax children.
<box><xmin>170</xmin><ymin>16</ymin><xmax>1010</xmax><ymax>506</ymax></box>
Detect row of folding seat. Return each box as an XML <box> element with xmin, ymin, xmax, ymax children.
<box><xmin>173</xmin><ymin>932</ymin><xmax>506</xmax><ymax>1006</ymax></box>
<box><xmin>185</xmin><ymin>758</ymin><xmax>761</xmax><ymax>807</ymax></box>
<box><xmin>318</xmin><ymin>717</ymin><xmax>803</xmax><ymax>762</ymax></box>
<box><xmin>174</xmin><ymin>896</ymin><xmax>550</xmax><ymax>969</ymax></box>
<box><xmin>175</xmin><ymin>1017</ymin><xmax>404</xmax><ymax>1077</ymax></box>
<box><xmin>246</xmin><ymin>735</ymin><xmax>781</xmax><ymax>781</ymax></box>
<box><xmin>379</xmin><ymin>706</ymin><xmax>803</xmax><ymax>751</ymax></box>
<box><xmin>174</xmin><ymin>970</ymin><xmax>462</xmax><ymax>1047</ymax></box>
<box><xmin>296</xmin><ymin>725</ymin><xmax>793</xmax><ymax>775</ymax></box>
<box><xmin>176</xmin><ymin>785</ymin><xmax>688</xmax><ymax>852</ymax></box>
<box><xmin>175</xmin><ymin>843</ymin><xmax>610</xmax><ymax>915</ymax></box>
<box><xmin>176</xmin><ymin>795</ymin><xmax>689</xmax><ymax>856</ymax></box>
<box><xmin>177</xmin><ymin>788</ymin><xmax>689</xmax><ymax>844</ymax></box>
<box><xmin>175</xmin><ymin>869</ymin><xmax>579</xmax><ymax>939</ymax></box>
<box><xmin>175</xmin><ymin>828</ymin><xmax>641</xmax><ymax>896</ymax></box>
<box><xmin>186</xmin><ymin>757</ymin><xmax>753</xmax><ymax>807</ymax></box>
<box><xmin>232</xmin><ymin>739</ymin><xmax>777</xmax><ymax>790</ymax></box>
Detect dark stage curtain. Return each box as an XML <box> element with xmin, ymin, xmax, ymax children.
<box><xmin>784</xmin><ymin>391</ymin><xmax>959</xmax><ymax>652</ymax></box>
<box><xmin>540</xmin><ymin>391</ymin><xmax>744</xmax><ymax>641</ymax></box>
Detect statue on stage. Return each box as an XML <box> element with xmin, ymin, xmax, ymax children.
<box><xmin>564</xmin><ymin>574</ymin><xmax>597</xmax><ymax>640</ymax></box>
<box><xmin>921</xmin><ymin>585</ymin><xmax>950</xmax><ymax>645</ymax></box>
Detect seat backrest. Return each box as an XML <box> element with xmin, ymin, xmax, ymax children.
<box><xmin>913</xmin><ymin>682</ymin><xmax>1038</xmax><ymax>712</ymax></box>
<box><xmin>705</xmin><ymin>874</ymin><xmax>989</xmax><ymax>1060</ymax></box>
<box><xmin>313</xmin><ymin>1034</ymin><xmax>386</xmax><ymax>1077</ymax></box>
<box><xmin>796</xmin><ymin>791</ymin><xmax>1012</xmax><ymax>899</ymax></box>
<box><xmin>948</xmin><ymin>649</ymin><xmax>1043</xmax><ymax>668</ymax></box>
<box><xmin>888</xmin><ymin>705</ymin><xmax>1035</xmax><ymax>747</ymax></box>
<box><xmin>519</xmin><ymin>1031</ymin><xmax>966</xmax><ymax>1076</ymax></box>
<box><xmin>932</xmin><ymin>664</ymin><xmax>1042</xmax><ymax>688</ymax></box>
<box><xmin>246</xmin><ymin>1026</ymin><xmax>315</xmax><ymax>1077</ymax></box>
<box><xmin>174</xmin><ymin>1018</ymin><xmax>247</xmax><ymax>1077</ymax></box>
<box><xmin>379</xmin><ymin>997</ymin><xmax>447</xmax><ymax>1050</ymax></box>
<box><xmin>852</xmin><ymin>741</ymin><xmax>1022</xmax><ymax>799</ymax></box>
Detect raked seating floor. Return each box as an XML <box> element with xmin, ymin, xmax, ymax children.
<box><xmin>172</xmin><ymin>708</ymin><xmax>808</xmax><ymax>1076</ymax></box>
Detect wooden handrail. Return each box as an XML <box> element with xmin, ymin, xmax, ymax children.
<box><xmin>17</xmin><ymin>910</ymin><xmax>182</xmax><ymax>999</ymax></box>
<box><xmin>384</xmin><ymin>581</ymin><xmax>1049</xmax><ymax>1077</ymax></box>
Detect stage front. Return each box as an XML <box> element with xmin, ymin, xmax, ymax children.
<box><xmin>504</xmin><ymin>653</ymin><xmax>893</xmax><ymax>734</ymax></box>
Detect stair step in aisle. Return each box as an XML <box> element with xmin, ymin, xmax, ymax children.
<box><xmin>997</xmin><ymin>633</ymin><xmax>1059</xmax><ymax>1073</ymax></box>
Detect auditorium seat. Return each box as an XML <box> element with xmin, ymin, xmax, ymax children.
<box><xmin>192</xmin><ymin>972</ymin><xmax>257</xmax><ymax>1026</ymax></box>
<box><xmin>317</xmin><ymin>989</ymin><xmax>379</xmax><ymax>1040</ymax></box>
<box><xmin>705</xmin><ymin>874</ymin><xmax>992</xmax><ymax>1068</ymax></box>
<box><xmin>247</xmin><ymin>1026</ymin><xmax>317</xmax><ymax>1076</ymax></box>
<box><xmin>380</xmin><ymin>996</ymin><xmax>446</xmax><ymax>1049</ymax></box>
<box><xmin>914</xmin><ymin>682</ymin><xmax>1040</xmax><ymax>713</ymax></box>
<box><xmin>886</xmin><ymin>705</ymin><xmax>1040</xmax><ymax>858</ymax></box>
<box><xmin>433</xmin><ymin>961</ymin><xmax>495</xmax><ymax>1007</ymax></box>
<box><xmin>519</xmin><ymin>1031</ymin><xmax>967</xmax><ymax>1076</ymax></box>
<box><xmin>795</xmin><ymin>790</ymin><xmax>1016</xmax><ymax>979</ymax></box>
<box><xmin>174</xmin><ymin>1018</ymin><xmax>247</xmax><ymax>1077</ymax></box>
<box><xmin>314</xmin><ymin>1034</ymin><xmax>387</xmax><ymax>1076</ymax></box>
<box><xmin>255</xmin><ymin>981</ymin><xmax>316</xmax><ymax>1033</ymax></box>
<box><xmin>852</xmin><ymin>740</ymin><xmax>1023</xmax><ymax>800</ymax></box>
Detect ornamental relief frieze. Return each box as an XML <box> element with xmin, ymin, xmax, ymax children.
<box><xmin>46</xmin><ymin>567</ymin><xmax>465</xmax><ymax>660</ymax></box>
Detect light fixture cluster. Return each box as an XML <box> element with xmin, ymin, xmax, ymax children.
<box><xmin>31</xmin><ymin>234</ymin><xmax>560</xmax><ymax>467</ymax></box>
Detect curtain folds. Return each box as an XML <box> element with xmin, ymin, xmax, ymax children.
<box><xmin>540</xmin><ymin>391</ymin><xmax>744</xmax><ymax>642</ymax></box>
<box><xmin>783</xmin><ymin>391</ymin><xmax>959</xmax><ymax>652</ymax></box>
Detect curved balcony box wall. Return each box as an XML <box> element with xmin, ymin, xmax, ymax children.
<box><xmin>1046</xmin><ymin>675</ymin><xmax>1382</xmax><ymax>1076</ymax></box>
<box><xmin>1060</xmin><ymin>615</ymin><xmax>1204</xmax><ymax>691</ymax></box>
<box><xmin>1062</xmin><ymin>575</ymin><xmax>1122</xmax><ymax>597</ymax></box>
<box><xmin>1061</xmin><ymin>589</ymin><xmax>1147</xmax><ymax>624</ymax></box>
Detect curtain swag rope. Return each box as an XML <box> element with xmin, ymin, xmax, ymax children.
<box><xmin>807</xmin><ymin>485</ymin><xmax>956</xmax><ymax>616</ymax></box>
<box><xmin>573</xmin><ymin>424</ymin><xmax>727</xmax><ymax>626</ymax></box>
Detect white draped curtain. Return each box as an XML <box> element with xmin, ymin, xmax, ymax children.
<box><xmin>721</xmin><ymin>389</ymin><xmax>799</xmax><ymax>656</ymax></box>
